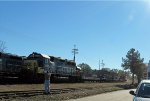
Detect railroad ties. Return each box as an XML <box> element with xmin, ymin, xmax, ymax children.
<box><xmin>0</xmin><ymin>88</ymin><xmax>77</xmax><ymax>99</ymax></box>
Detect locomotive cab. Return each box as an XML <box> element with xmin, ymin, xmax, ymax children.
<box><xmin>22</xmin><ymin>52</ymin><xmax>52</xmax><ymax>82</ymax></box>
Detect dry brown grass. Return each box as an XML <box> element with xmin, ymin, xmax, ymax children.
<box><xmin>0</xmin><ymin>82</ymin><xmax>130</xmax><ymax>101</ymax></box>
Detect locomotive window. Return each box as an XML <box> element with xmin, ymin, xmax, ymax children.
<box><xmin>45</xmin><ymin>59</ymin><xmax>49</xmax><ymax>64</ymax></box>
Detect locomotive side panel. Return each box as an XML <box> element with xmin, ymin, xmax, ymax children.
<box><xmin>0</xmin><ymin>52</ymin><xmax>23</xmax><ymax>77</ymax></box>
<box><xmin>64</xmin><ymin>61</ymin><xmax>76</xmax><ymax>76</ymax></box>
<box><xmin>6</xmin><ymin>58</ymin><xmax>22</xmax><ymax>73</ymax></box>
<box><xmin>51</xmin><ymin>57</ymin><xmax>76</xmax><ymax>77</ymax></box>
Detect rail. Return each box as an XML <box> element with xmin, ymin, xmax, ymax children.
<box><xmin>0</xmin><ymin>88</ymin><xmax>77</xmax><ymax>99</ymax></box>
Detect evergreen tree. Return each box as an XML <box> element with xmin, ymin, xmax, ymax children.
<box><xmin>122</xmin><ymin>48</ymin><xmax>144</xmax><ymax>84</ymax></box>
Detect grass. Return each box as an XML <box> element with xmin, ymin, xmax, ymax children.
<box><xmin>0</xmin><ymin>82</ymin><xmax>133</xmax><ymax>101</ymax></box>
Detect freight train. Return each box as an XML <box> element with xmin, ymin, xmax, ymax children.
<box><xmin>0</xmin><ymin>52</ymin><xmax>82</xmax><ymax>83</ymax></box>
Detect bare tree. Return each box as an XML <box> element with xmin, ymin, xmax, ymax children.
<box><xmin>0</xmin><ymin>40</ymin><xmax>6</xmax><ymax>53</ymax></box>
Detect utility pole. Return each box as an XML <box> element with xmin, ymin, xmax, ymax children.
<box><xmin>72</xmin><ymin>45</ymin><xmax>78</xmax><ymax>62</ymax></box>
<box><xmin>99</xmin><ymin>59</ymin><xmax>101</xmax><ymax>71</ymax></box>
<box><xmin>99</xmin><ymin>59</ymin><xmax>101</xmax><ymax>78</ymax></box>
<box><xmin>99</xmin><ymin>59</ymin><xmax>105</xmax><ymax>69</ymax></box>
<box><xmin>101</xmin><ymin>60</ymin><xmax>105</xmax><ymax>68</ymax></box>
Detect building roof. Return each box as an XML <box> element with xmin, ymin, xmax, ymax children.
<box><xmin>41</xmin><ymin>54</ymin><xmax>50</xmax><ymax>59</ymax></box>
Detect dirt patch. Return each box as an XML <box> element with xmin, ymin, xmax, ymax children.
<box><xmin>0</xmin><ymin>82</ymin><xmax>131</xmax><ymax>101</ymax></box>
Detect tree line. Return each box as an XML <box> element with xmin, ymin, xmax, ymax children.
<box><xmin>77</xmin><ymin>63</ymin><xmax>128</xmax><ymax>81</ymax></box>
<box><xmin>78</xmin><ymin>48</ymin><xmax>147</xmax><ymax>84</ymax></box>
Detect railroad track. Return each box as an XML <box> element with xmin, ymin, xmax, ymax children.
<box><xmin>0</xmin><ymin>88</ymin><xmax>77</xmax><ymax>99</ymax></box>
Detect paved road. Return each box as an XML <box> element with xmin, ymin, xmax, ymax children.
<box><xmin>67</xmin><ymin>89</ymin><xmax>134</xmax><ymax>101</ymax></box>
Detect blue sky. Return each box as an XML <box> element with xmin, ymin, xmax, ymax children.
<box><xmin>0</xmin><ymin>1</ymin><xmax>150</xmax><ymax>70</ymax></box>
